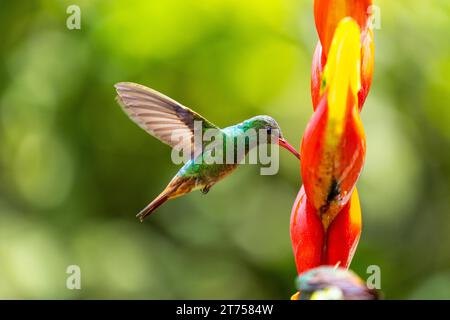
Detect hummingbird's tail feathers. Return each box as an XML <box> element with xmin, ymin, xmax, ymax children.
<box><xmin>136</xmin><ymin>193</ymin><xmax>169</xmax><ymax>222</ymax></box>
<box><xmin>136</xmin><ymin>176</ymin><xmax>195</xmax><ymax>221</ymax></box>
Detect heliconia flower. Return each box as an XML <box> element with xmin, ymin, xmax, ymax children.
<box><xmin>290</xmin><ymin>186</ymin><xmax>362</xmax><ymax>275</ymax></box>
<box><xmin>301</xmin><ymin>18</ymin><xmax>366</xmax><ymax>228</ymax></box>
<box><xmin>311</xmin><ymin>0</ymin><xmax>374</xmax><ymax>109</ymax></box>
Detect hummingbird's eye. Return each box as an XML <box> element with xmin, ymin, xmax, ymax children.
<box><xmin>267</xmin><ymin>127</ymin><xmax>272</xmax><ymax>135</ymax></box>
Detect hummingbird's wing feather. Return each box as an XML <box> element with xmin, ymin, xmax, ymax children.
<box><xmin>115</xmin><ymin>82</ymin><xmax>219</xmax><ymax>158</ymax></box>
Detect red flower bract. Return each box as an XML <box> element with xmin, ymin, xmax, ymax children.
<box><xmin>291</xmin><ymin>186</ymin><xmax>362</xmax><ymax>274</ymax></box>
<box><xmin>290</xmin><ymin>186</ymin><xmax>324</xmax><ymax>274</ymax></box>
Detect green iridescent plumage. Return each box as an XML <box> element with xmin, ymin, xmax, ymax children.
<box><xmin>115</xmin><ymin>82</ymin><xmax>300</xmax><ymax>221</ymax></box>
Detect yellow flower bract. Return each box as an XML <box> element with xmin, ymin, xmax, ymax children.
<box><xmin>322</xmin><ymin>18</ymin><xmax>362</xmax><ymax>146</ymax></box>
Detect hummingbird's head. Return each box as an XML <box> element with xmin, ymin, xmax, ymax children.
<box><xmin>245</xmin><ymin>115</ymin><xmax>282</xmax><ymax>136</ymax></box>
<box><xmin>243</xmin><ymin>115</ymin><xmax>300</xmax><ymax>160</ymax></box>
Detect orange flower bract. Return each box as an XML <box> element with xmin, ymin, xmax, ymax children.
<box><xmin>314</xmin><ymin>0</ymin><xmax>372</xmax><ymax>55</ymax></box>
<box><xmin>311</xmin><ymin>0</ymin><xmax>374</xmax><ymax>110</ymax></box>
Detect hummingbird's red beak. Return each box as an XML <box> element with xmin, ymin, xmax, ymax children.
<box><xmin>278</xmin><ymin>138</ymin><xmax>300</xmax><ymax>160</ymax></box>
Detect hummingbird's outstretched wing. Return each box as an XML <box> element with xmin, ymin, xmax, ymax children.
<box><xmin>115</xmin><ymin>82</ymin><xmax>219</xmax><ymax>158</ymax></box>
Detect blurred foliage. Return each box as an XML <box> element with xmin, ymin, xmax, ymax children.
<box><xmin>0</xmin><ymin>0</ymin><xmax>449</xmax><ymax>299</ymax></box>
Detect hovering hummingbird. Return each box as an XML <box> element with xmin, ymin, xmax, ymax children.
<box><xmin>293</xmin><ymin>266</ymin><xmax>379</xmax><ymax>300</ymax></box>
<box><xmin>115</xmin><ymin>82</ymin><xmax>300</xmax><ymax>221</ymax></box>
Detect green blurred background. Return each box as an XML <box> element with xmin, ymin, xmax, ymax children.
<box><xmin>0</xmin><ymin>0</ymin><xmax>449</xmax><ymax>299</ymax></box>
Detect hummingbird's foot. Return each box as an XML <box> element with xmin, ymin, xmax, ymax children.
<box><xmin>201</xmin><ymin>186</ymin><xmax>211</xmax><ymax>194</ymax></box>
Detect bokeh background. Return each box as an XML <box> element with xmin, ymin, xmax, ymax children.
<box><xmin>0</xmin><ymin>0</ymin><xmax>449</xmax><ymax>299</ymax></box>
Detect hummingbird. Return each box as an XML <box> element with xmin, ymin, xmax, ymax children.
<box><xmin>115</xmin><ymin>82</ymin><xmax>300</xmax><ymax>221</ymax></box>
<box><xmin>292</xmin><ymin>266</ymin><xmax>379</xmax><ymax>300</ymax></box>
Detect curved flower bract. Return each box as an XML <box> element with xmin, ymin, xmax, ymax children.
<box><xmin>311</xmin><ymin>0</ymin><xmax>374</xmax><ymax>110</ymax></box>
<box><xmin>324</xmin><ymin>187</ymin><xmax>362</xmax><ymax>267</ymax></box>
<box><xmin>290</xmin><ymin>186</ymin><xmax>324</xmax><ymax>274</ymax></box>
<box><xmin>314</xmin><ymin>0</ymin><xmax>372</xmax><ymax>55</ymax></box>
<box><xmin>311</xmin><ymin>42</ymin><xmax>324</xmax><ymax>109</ymax></box>
<box><xmin>359</xmin><ymin>27</ymin><xmax>374</xmax><ymax>107</ymax></box>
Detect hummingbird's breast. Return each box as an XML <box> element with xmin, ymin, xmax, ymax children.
<box><xmin>175</xmin><ymin>126</ymin><xmax>256</xmax><ymax>189</ymax></box>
